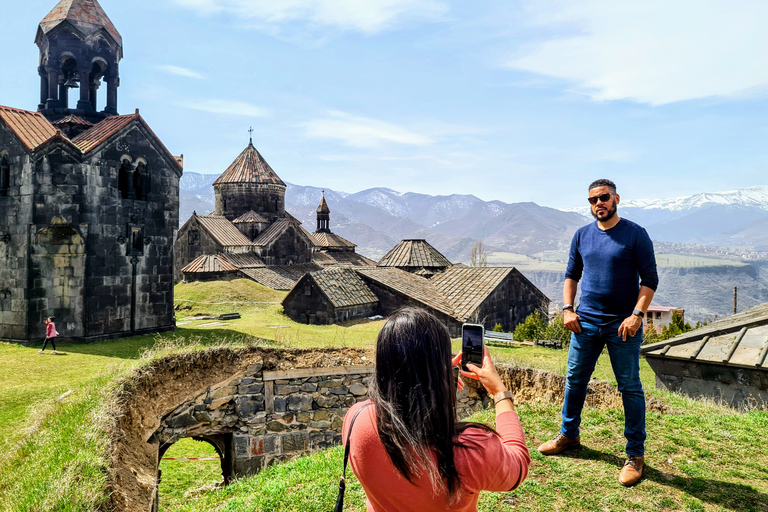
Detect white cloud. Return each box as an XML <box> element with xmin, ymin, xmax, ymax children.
<box><xmin>178</xmin><ymin>99</ymin><xmax>270</xmax><ymax>117</ymax></box>
<box><xmin>174</xmin><ymin>0</ymin><xmax>448</xmax><ymax>34</ymax></box>
<box><xmin>506</xmin><ymin>0</ymin><xmax>768</xmax><ymax>105</ymax></box>
<box><xmin>302</xmin><ymin>111</ymin><xmax>433</xmax><ymax>148</ymax></box>
<box><xmin>155</xmin><ymin>65</ymin><xmax>205</xmax><ymax>79</ymax></box>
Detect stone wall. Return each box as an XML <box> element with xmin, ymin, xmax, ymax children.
<box><xmin>215</xmin><ymin>182</ymin><xmax>285</xmax><ymax>223</ymax></box>
<box><xmin>476</xmin><ymin>268</ymin><xmax>550</xmax><ymax>334</ymax></box>
<box><xmin>257</xmin><ymin>225</ymin><xmax>312</xmax><ymax>266</ymax></box>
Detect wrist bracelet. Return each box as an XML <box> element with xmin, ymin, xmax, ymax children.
<box><xmin>493</xmin><ymin>390</ymin><xmax>514</xmax><ymax>405</ymax></box>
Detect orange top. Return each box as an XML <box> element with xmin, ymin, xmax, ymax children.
<box><xmin>342</xmin><ymin>400</ymin><xmax>530</xmax><ymax>512</ymax></box>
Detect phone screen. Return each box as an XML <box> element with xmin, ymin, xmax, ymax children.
<box><xmin>461</xmin><ymin>324</ymin><xmax>484</xmax><ymax>372</ymax></box>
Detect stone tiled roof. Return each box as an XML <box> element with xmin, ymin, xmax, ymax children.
<box><xmin>213</xmin><ymin>142</ymin><xmax>285</xmax><ymax>186</ymax></box>
<box><xmin>312</xmin><ymin>251</ymin><xmax>377</xmax><ymax>267</ymax></box>
<box><xmin>38</xmin><ymin>0</ymin><xmax>122</xmax><ymax>46</ymax></box>
<box><xmin>308</xmin><ymin>268</ymin><xmax>378</xmax><ymax>308</ymax></box>
<box><xmin>431</xmin><ymin>266</ymin><xmax>515</xmax><ymax>321</ymax></box>
<box><xmin>0</xmin><ymin>105</ymin><xmax>58</xmax><ymax>151</ymax></box>
<box><xmin>219</xmin><ymin>252</ymin><xmax>265</xmax><ymax>268</ymax></box>
<box><xmin>195</xmin><ymin>214</ymin><xmax>254</xmax><ymax>247</ymax></box>
<box><xmin>240</xmin><ymin>264</ymin><xmax>321</xmax><ymax>291</ymax></box>
<box><xmin>642</xmin><ymin>302</ymin><xmax>768</xmax><ymax>369</ymax></box>
<box><xmin>311</xmin><ymin>232</ymin><xmax>356</xmax><ymax>249</ymax></box>
<box><xmin>377</xmin><ymin>239</ymin><xmax>452</xmax><ymax>269</ymax></box>
<box><xmin>233</xmin><ymin>210</ymin><xmax>269</xmax><ymax>224</ymax></box>
<box><xmin>355</xmin><ymin>267</ymin><xmax>454</xmax><ymax>317</ymax></box>
<box><xmin>70</xmin><ymin>113</ymin><xmax>135</xmax><ymax>152</ymax></box>
<box><xmin>317</xmin><ymin>196</ymin><xmax>330</xmax><ymax>213</ymax></box>
<box><xmin>181</xmin><ymin>254</ymin><xmax>239</xmax><ymax>274</ymax></box>
<box><xmin>253</xmin><ymin>216</ymin><xmax>313</xmax><ymax>248</ymax></box>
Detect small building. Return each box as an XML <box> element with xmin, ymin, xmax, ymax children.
<box><xmin>645</xmin><ymin>305</ymin><xmax>685</xmax><ymax>333</ymax></box>
<box><xmin>377</xmin><ymin>239</ymin><xmax>452</xmax><ymax>277</ymax></box>
<box><xmin>641</xmin><ymin>302</ymin><xmax>768</xmax><ymax>409</ymax></box>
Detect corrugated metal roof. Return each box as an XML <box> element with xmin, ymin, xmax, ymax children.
<box><xmin>311</xmin><ymin>232</ymin><xmax>356</xmax><ymax>249</ymax></box>
<box><xmin>233</xmin><ymin>210</ymin><xmax>269</xmax><ymax>224</ymax></box>
<box><xmin>195</xmin><ymin>215</ymin><xmax>254</xmax><ymax>247</ymax></box>
<box><xmin>431</xmin><ymin>266</ymin><xmax>514</xmax><ymax>321</ymax></box>
<box><xmin>181</xmin><ymin>254</ymin><xmax>239</xmax><ymax>274</ymax></box>
<box><xmin>642</xmin><ymin>302</ymin><xmax>768</xmax><ymax>369</ymax></box>
<box><xmin>39</xmin><ymin>0</ymin><xmax>122</xmax><ymax>46</ymax></box>
<box><xmin>70</xmin><ymin>114</ymin><xmax>135</xmax><ymax>153</ymax></box>
<box><xmin>309</xmin><ymin>268</ymin><xmax>378</xmax><ymax>308</ymax></box>
<box><xmin>355</xmin><ymin>267</ymin><xmax>454</xmax><ymax>317</ymax></box>
<box><xmin>377</xmin><ymin>239</ymin><xmax>452</xmax><ymax>269</ymax></box>
<box><xmin>0</xmin><ymin>105</ymin><xmax>58</xmax><ymax>151</ymax></box>
<box><xmin>240</xmin><ymin>264</ymin><xmax>321</xmax><ymax>291</ymax></box>
<box><xmin>212</xmin><ymin>142</ymin><xmax>285</xmax><ymax>186</ymax></box>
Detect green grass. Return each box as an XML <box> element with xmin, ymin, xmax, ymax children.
<box><xmin>1</xmin><ymin>278</ymin><xmax>767</xmax><ymax>511</ymax></box>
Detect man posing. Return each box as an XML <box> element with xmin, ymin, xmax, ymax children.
<box><xmin>538</xmin><ymin>179</ymin><xmax>658</xmax><ymax>487</ymax></box>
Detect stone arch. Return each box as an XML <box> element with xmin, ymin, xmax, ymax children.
<box><xmin>118</xmin><ymin>156</ymin><xmax>135</xmax><ymax>199</ymax></box>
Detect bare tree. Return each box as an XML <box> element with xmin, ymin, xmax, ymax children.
<box><xmin>470</xmin><ymin>240</ymin><xmax>488</xmax><ymax>267</ymax></box>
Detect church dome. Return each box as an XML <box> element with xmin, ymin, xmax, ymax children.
<box><xmin>38</xmin><ymin>0</ymin><xmax>122</xmax><ymax>47</ymax></box>
<box><xmin>213</xmin><ymin>142</ymin><xmax>285</xmax><ymax>186</ymax></box>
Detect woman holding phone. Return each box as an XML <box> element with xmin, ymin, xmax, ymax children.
<box><xmin>342</xmin><ymin>307</ymin><xmax>530</xmax><ymax>511</ymax></box>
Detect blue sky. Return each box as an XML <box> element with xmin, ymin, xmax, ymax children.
<box><xmin>2</xmin><ymin>0</ymin><xmax>766</xmax><ymax>208</ymax></box>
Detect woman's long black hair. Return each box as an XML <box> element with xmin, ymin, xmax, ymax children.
<box><xmin>369</xmin><ymin>307</ymin><xmax>496</xmax><ymax>502</ymax></box>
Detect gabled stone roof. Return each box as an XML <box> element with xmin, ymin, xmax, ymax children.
<box><xmin>233</xmin><ymin>210</ymin><xmax>269</xmax><ymax>224</ymax></box>
<box><xmin>312</xmin><ymin>252</ymin><xmax>376</xmax><ymax>267</ymax></box>
<box><xmin>355</xmin><ymin>267</ymin><xmax>454</xmax><ymax>317</ymax></box>
<box><xmin>642</xmin><ymin>302</ymin><xmax>768</xmax><ymax>370</ymax></box>
<box><xmin>377</xmin><ymin>239</ymin><xmax>452</xmax><ymax>269</ymax></box>
<box><xmin>181</xmin><ymin>254</ymin><xmax>239</xmax><ymax>274</ymax></box>
<box><xmin>308</xmin><ymin>268</ymin><xmax>378</xmax><ymax>308</ymax></box>
<box><xmin>195</xmin><ymin>214</ymin><xmax>254</xmax><ymax>247</ymax></box>
<box><xmin>213</xmin><ymin>142</ymin><xmax>285</xmax><ymax>187</ymax></box>
<box><xmin>240</xmin><ymin>264</ymin><xmax>321</xmax><ymax>291</ymax></box>
<box><xmin>311</xmin><ymin>231</ymin><xmax>356</xmax><ymax>249</ymax></box>
<box><xmin>0</xmin><ymin>106</ymin><xmax>58</xmax><ymax>151</ymax></box>
<box><xmin>430</xmin><ymin>266</ymin><xmax>514</xmax><ymax>321</ymax></box>
<box><xmin>219</xmin><ymin>252</ymin><xmax>265</xmax><ymax>268</ymax></box>
<box><xmin>38</xmin><ymin>0</ymin><xmax>122</xmax><ymax>46</ymax></box>
<box><xmin>52</xmin><ymin>115</ymin><xmax>93</xmax><ymax>128</ymax></box>
<box><xmin>70</xmin><ymin>113</ymin><xmax>135</xmax><ymax>152</ymax></box>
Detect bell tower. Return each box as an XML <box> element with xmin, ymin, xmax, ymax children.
<box><xmin>35</xmin><ymin>0</ymin><xmax>123</xmax><ymax>123</ymax></box>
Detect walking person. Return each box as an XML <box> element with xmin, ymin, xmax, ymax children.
<box><xmin>342</xmin><ymin>307</ymin><xmax>530</xmax><ymax>511</ymax></box>
<box><xmin>537</xmin><ymin>179</ymin><xmax>658</xmax><ymax>487</ymax></box>
<box><xmin>39</xmin><ymin>317</ymin><xmax>59</xmax><ymax>354</ymax></box>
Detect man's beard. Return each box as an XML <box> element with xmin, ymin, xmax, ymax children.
<box><xmin>591</xmin><ymin>202</ymin><xmax>617</xmax><ymax>221</ymax></box>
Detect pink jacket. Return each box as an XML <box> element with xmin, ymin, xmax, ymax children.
<box><xmin>46</xmin><ymin>322</ymin><xmax>59</xmax><ymax>338</ymax></box>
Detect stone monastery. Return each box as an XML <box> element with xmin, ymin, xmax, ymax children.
<box><xmin>0</xmin><ymin>0</ymin><xmax>180</xmax><ymax>342</ymax></box>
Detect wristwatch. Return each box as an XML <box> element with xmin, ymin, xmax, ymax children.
<box><xmin>493</xmin><ymin>390</ymin><xmax>515</xmax><ymax>405</ymax></box>
<box><xmin>563</xmin><ymin>304</ymin><xmax>574</xmax><ymax>311</ymax></box>
<box><xmin>632</xmin><ymin>309</ymin><xmax>645</xmax><ymax>318</ymax></box>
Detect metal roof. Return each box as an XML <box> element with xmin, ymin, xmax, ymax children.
<box><xmin>307</xmin><ymin>268</ymin><xmax>378</xmax><ymax>308</ymax></box>
<box><xmin>212</xmin><ymin>142</ymin><xmax>285</xmax><ymax>186</ymax></box>
<box><xmin>195</xmin><ymin>214</ymin><xmax>254</xmax><ymax>247</ymax></box>
<box><xmin>38</xmin><ymin>0</ymin><xmax>122</xmax><ymax>46</ymax></box>
<box><xmin>642</xmin><ymin>302</ymin><xmax>768</xmax><ymax>370</ymax></box>
<box><xmin>377</xmin><ymin>239</ymin><xmax>452</xmax><ymax>269</ymax></box>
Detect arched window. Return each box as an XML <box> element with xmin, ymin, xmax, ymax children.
<box><xmin>135</xmin><ymin>161</ymin><xmax>150</xmax><ymax>201</ymax></box>
<box><xmin>0</xmin><ymin>155</ymin><xmax>9</xmax><ymax>196</ymax></box>
<box><xmin>118</xmin><ymin>159</ymin><xmax>135</xmax><ymax>199</ymax></box>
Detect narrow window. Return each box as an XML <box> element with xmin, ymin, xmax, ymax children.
<box><xmin>127</xmin><ymin>225</ymin><xmax>144</xmax><ymax>255</ymax></box>
<box><xmin>0</xmin><ymin>155</ymin><xmax>9</xmax><ymax>196</ymax></box>
<box><xmin>135</xmin><ymin>161</ymin><xmax>150</xmax><ymax>201</ymax></box>
<box><xmin>188</xmin><ymin>229</ymin><xmax>200</xmax><ymax>246</ymax></box>
<box><xmin>118</xmin><ymin>160</ymin><xmax>135</xmax><ymax>199</ymax></box>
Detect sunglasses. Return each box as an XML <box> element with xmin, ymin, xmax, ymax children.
<box><xmin>587</xmin><ymin>193</ymin><xmax>614</xmax><ymax>205</ymax></box>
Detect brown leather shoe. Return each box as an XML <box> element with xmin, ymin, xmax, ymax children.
<box><xmin>537</xmin><ymin>433</ymin><xmax>581</xmax><ymax>455</ymax></box>
<box><xmin>619</xmin><ymin>455</ymin><xmax>644</xmax><ymax>486</ymax></box>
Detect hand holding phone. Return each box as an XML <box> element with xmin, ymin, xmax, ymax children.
<box><xmin>461</xmin><ymin>323</ymin><xmax>484</xmax><ymax>372</ymax></box>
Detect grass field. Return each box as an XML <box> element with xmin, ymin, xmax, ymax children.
<box><xmin>487</xmin><ymin>252</ymin><xmax>749</xmax><ymax>271</ymax></box>
<box><xmin>1</xmin><ymin>279</ymin><xmax>767</xmax><ymax>511</ymax></box>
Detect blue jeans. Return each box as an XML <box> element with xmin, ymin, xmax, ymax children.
<box><xmin>561</xmin><ymin>319</ymin><xmax>646</xmax><ymax>456</ymax></box>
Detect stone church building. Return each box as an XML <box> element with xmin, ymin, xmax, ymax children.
<box><xmin>174</xmin><ymin>142</ymin><xmax>374</xmax><ymax>284</ymax></box>
<box><xmin>0</xmin><ymin>0</ymin><xmax>181</xmax><ymax>342</ymax></box>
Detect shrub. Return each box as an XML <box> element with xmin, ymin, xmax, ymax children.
<box><xmin>492</xmin><ymin>323</ymin><xmax>503</xmax><ymax>332</ymax></box>
<box><xmin>544</xmin><ymin>313</ymin><xmax>571</xmax><ymax>346</ymax></box>
<box><xmin>513</xmin><ymin>310</ymin><xmax>546</xmax><ymax>342</ymax></box>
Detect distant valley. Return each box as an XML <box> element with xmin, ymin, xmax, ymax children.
<box><xmin>180</xmin><ymin>174</ymin><xmax>768</xmax><ymax>322</ymax></box>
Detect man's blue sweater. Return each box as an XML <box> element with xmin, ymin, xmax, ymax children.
<box><xmin>565</xmin><ymin>218</ymin><xmax>659</xmax><ymax>326</ymax></box>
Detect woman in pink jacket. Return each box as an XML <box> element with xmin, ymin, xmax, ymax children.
<box><xmin>39</xmin><ymin>317</ymin><xmax>59</xmax><ymax>354</ymax></box>
<box><xmin>342</xmin><ymin>308</ymin><xmax>530</xmax><ymax>511</ymax></box>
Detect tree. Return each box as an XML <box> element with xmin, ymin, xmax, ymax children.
<box><xmin>513</xmin><ymin>310</ymin><xmax>546</xmax><ymax>342</ymax></box>
<box><xmin>470</xmin><ymin>240</ymin><xmax>488</xmax><ymax>267</ymax></box>
<box><xmin>544</xmin><ymin>312</ymin><xmax>571</xmax><ymax>346</ymax></box>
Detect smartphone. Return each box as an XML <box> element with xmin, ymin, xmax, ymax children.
<box><xmin>461</xmin><ymin>323</ymin><xmax>485</xmax><ymax>372</ymax></box>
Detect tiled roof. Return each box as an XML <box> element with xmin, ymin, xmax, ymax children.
<box><xmin>181</xmin><ymin>254</ymin><xmax>239</xmax><ymax>274</ymax></box>
<box><xmin>52</xmin><ymin>115</ymin><xmax>93</xmax><ymax>127</ymax></box>
<box><xmin>0</xmin><ymin>105</ymin><xmax>58</xmax><ymax>151</ymax></box>
<box><xmin>195</xmin><ymin>215</ymin><xmax>254</xmax><ymax>247</ymax></box>
<box><xmin>39</xmin><ymin>0</ymin><xmax>122</xmax><ymax>46</ymax></box>
<box><xmin>308</xmin><ymin>268</ymin><xmax>378</xmax><ymax>308</ymax></box>
<box><xmin>313</xmin><ymin>251</ymin><xmax>377</xmax><ymax>267</ymax></box>
<box><xmin>252</xmin><ymin>219</ymin><xmax>290</xmax><ymax>247</ymax></box>
<box><xmin>355</xmin><ymin>267</ymin><xmax>454</xmax><ymax>317</ymax></box>
<box><xmin>70</xmin><ymin>113</ymin><xmax>135</xmax><ymax>153</ymax></box>
<box><xmin>233</xmin><ymin>210</ymin><xmax>269</xmax><ymax>224</ymax></box>
<box><xmin>431</xmin><ymin>266</ymin><xmax>514</xmax><ymax>321</ymax></box>
<box><xmin>642</xmin><ymin>302</ymin><xmax>768</xmax><ymax>369</ymax></box>
<box><xmin>213</xmin><ymin>142</ymin><xmax>285</xmax><ymax>186</ymax></box>
<box><xmin>240</xmin><ymin>264</ymin><xmax>321</xmax><ymax>291</ymax></box>
<box><xmin>311</xmin><ymin>232</ymin><xmax>356</xmax><ymax>249</ymax></box>
<box><xmin>378</xmin><ymin>239</ymin><xmax>452</xmax><ymax>269</ymax></box>
<box><xmin>219</xmin><ymin>252</ymin><xmax>265</xmax><ymax>268</ymax></box>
